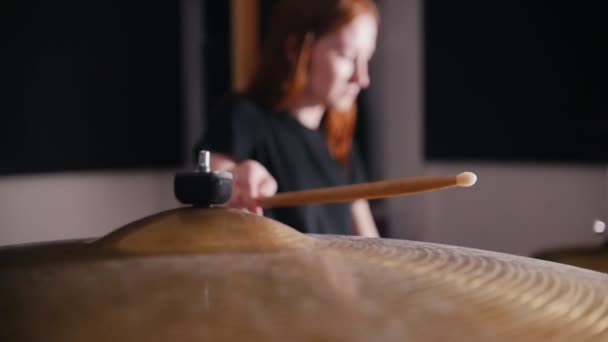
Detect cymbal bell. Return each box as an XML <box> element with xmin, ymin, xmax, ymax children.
<box><xmin>1</xmin><ymin>207</ymin><xmax>607</xmax><ymax>341</ymax></box>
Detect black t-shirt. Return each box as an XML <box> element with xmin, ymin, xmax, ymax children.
<box><xmin>197</xmin><ymin>95</ymin><xmax>368</xmax><ymax>235</ymax></box>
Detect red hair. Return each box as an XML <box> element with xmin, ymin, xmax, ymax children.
<box><xmin>246</xmin><ymin>0</ymin><xmax>378</xmax><ymax>165</ymax></box>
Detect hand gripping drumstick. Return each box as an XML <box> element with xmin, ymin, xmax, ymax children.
<box><xmin>258</xmin><ymin>172</ymin><xmax>477</xmax><ymax>209</ymax></box>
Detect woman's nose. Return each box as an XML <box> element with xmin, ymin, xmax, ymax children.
<box><xmin>352</xmin><ymin>62</ymin><xmax>370</xmax><ymax>88</ymax></box>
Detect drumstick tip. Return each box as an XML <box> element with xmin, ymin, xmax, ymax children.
<box><xmin>456</xmin><ymin>172</ymin><xmax>477</xmax><ymax>187</ymax></box>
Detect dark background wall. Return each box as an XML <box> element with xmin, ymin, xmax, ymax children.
<box><xmin>3</xmin><ymin>0</ymin><xmax>605</xmax><ymax>173</ymax></box>
<box><xmin>425</xmin><ymin>0</ymin><xmax>607</xmax><ymax>163</ymax></box>
<box><xmin>2</xmin><ymin>1</ymin><xmax>183</xmax><ymax>175</ymax></box>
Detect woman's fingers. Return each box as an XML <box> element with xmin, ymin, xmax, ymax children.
<box><xmin>259</xmin><ymin>175</ymin><xmax>278</xmax><ymax>197</ymax></box>
<box><xmin>227</xmin><ymin>159</ymin><xmax>277</xmax><ymax>215</ymax></box>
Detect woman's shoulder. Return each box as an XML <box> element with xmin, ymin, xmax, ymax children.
<box><xmin>213</xmin><ymin>94</ymin><xmax>272</xmax><ymax>122</ymax></box>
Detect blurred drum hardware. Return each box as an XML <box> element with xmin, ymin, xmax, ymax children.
<box><xmin>534</xmin><ymin>219</ymin><xmax>608</xmax><ymax>274</ymax></box>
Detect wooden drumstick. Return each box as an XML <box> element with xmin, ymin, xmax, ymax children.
<box><xmin>258</xmin><ymin>172</ymin><xmax>477</xmax><ymax>209</ymax></box>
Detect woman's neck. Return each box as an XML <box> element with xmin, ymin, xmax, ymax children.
<box><xmin>287</xmin><ymin>99</ymin><xmax>326</xmax><ymax>130</ymax></box>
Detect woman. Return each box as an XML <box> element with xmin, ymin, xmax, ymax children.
<box><xmin>198</xmin><ymin>0</ymin><xmax>379</xmax><ymax>237</ymax></box>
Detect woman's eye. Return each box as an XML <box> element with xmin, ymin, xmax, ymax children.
<box><xmin>336</xmin><ymin>51</ymin><xmax>355</xmax><ymax>60</ymax></box>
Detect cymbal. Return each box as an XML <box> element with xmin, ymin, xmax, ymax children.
<box><xmin>1</xmin><ymin>207</ymin><xmax>608</xmax><ymax>341</ymax></box>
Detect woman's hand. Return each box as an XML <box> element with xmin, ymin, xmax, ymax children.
<box><xmin>226</xmin><ymin>160</ymin><xmax>278</xmax><ymax>215</ymax></box>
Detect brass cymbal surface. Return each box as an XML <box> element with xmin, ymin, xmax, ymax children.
<box><xmin>1</xmin><ymin>208</ymin><xmax>607</xmax><ymax>341</ymax></box>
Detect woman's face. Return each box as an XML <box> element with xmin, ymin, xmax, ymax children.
<box><xmin>307</xmin><ymin>14</ymin><xmax>377</xmax><ymax>111</ymax></box>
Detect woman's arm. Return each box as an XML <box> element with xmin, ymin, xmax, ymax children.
<box><xmin>351</xmin><ymin>199</ymin><xmax>379</xmax><ymax>237</ymax></box>
<box><xmin>209</xmin><ymin>152</ymin><xmax>277</xmax><ymax>215</ymax></box>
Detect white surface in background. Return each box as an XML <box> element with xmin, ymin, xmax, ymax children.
<box><xmin>0</xmin><ymin>171</ymin><xmax>180</xmax><ymax>246</ymax></box>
